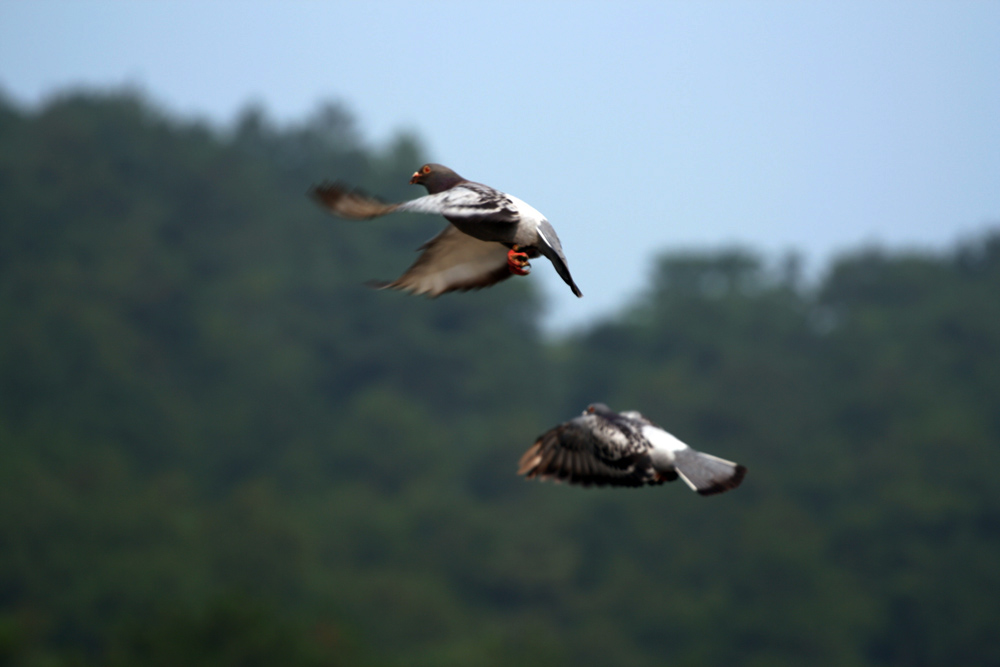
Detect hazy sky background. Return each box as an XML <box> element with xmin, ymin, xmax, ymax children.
<box><xmin>2</xmin><ymin>2</ymin><xmax>998</xmax><ymax>330</ymax></box>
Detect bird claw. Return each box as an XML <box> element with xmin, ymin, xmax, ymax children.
<box><xmin>508</xmin><ymin>258</ymin><xmax>531</xmax><ymax>276</ymax></box>
<box><xmin>507</xmin><ymin>246</ymin><xmax>531</xmax><ymax>276</ymax></box>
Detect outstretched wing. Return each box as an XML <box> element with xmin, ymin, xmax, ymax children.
<box><xmin>310</xmin><ymin>182</ymin><xmax>519</xmax><ymax>224</ymax></box>
<box><xmin>517</xmin><ymin>413</ymin><xmax>656</xmax><ymax>488</ymax></box>
<box><xmin>395</xmin><ymin>183</ymin><xmax>520</xmax><ymax>224</ymax></box>
<box><xmin>374</xmin><ymin>225</ymin><xmax>519</xmax><ymax>296</ymax></box>
<box><xmin>310</xmin><ymin>183</ymin><xmax>401</xmax><ymax>219</ymax></box>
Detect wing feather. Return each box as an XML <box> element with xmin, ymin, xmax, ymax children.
<box><xmin>311</xmin><ymin>181</ymin><xmax>519</xmax><ymax>224</ymax></box>
<box><xmin>310</xmin><ymin>183</ymin><xmax>400</xmax><ymax>219</ymax></box>
<box><xmin>395</xmin><ymin>183</ymin><xmax>519</xmax><ymax>223</ymax></box>
<box><xmin>516</xmin><ymin>443</ymin><xmax>543</xmax><ymax>476</ymax></box>
<box><xmin>518</xmin><ymin>414</ymin><xmax>654</xmax><ymax>488</ymax></box>
<box><xmin>373</xmin><ymin>225</ymin><xmax>515</xmax><ymax>296</ymax></box>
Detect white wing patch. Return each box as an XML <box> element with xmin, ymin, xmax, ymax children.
<box><xmin>641</xmin><ymin>425</ymin><xmax>690</xmax><ymax>454</ymax></box>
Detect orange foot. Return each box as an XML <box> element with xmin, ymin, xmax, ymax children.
<box><xmin>507</xmin><ymin>245</ymin><xmax>531</xmax><ymax>276</ymax></box>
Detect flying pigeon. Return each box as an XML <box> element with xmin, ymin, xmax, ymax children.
<box><xmin>310</xmin><ymin>164</ymin><xmax>583</xmax><ymax>297</ymax></box>
<box><xmin>518</xmin><ymin>403</ymin><xmax>747</xmax><ymax>495</ymax></box>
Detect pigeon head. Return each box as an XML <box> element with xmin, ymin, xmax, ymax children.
<box><xmin>410</xmin><ymin>163</ymin><xmax>465</xmax><ymax>194</ymax></box>
<box><xmin>585</xmin><ymin>403</ymin><xmax>614</xmax><ymax>416</ymax></box>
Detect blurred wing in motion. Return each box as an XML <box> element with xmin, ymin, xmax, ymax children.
<box><xmin>310</xmin><ymin>182</ymin><xmax>518</xmax><ymax>224</ymax></box>
<box><xmin>374</xmin><ymin>225</ymin><xmax>535</xmax><ymax>297</ymax></box>
<box><xmin>310</xmin><ymin>183</ymin><xmax>401</xmax><ymax>219</ymax></box>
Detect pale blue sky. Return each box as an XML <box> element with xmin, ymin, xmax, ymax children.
<box><xmin>2</xmin><ymin>1</ymin><xmax>998</xmax><ymax>330</ymax></box>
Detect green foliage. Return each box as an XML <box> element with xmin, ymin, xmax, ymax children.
<box><xmin>1</xmin><ymin>90</ymin><xmax>999</xmax><ymax>666</ymax></box>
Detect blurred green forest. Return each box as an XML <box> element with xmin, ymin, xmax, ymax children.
<box><xmin>1</xmin><ymin>90</ymin><xmax>999</xmax><ymax>666</ymax></box>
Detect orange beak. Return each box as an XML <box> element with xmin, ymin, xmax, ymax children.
<box><xmin>409</xmin><ymin>171</ymin><xmax>421</xmax><ymax>184</ymax></box>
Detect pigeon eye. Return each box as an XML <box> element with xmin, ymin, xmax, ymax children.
<box><xmin>422</xmin><ymin>165</ymin><xmax>431</xmax><ymax>174</ymax></box>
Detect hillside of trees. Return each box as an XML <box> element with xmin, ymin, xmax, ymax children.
<box><xmin>1</xmin><ymin>90</ymin><xmax>998</xmax><ymax>666</ymax></box>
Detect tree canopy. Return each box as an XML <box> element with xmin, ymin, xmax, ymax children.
<box><xmin>1</xmin><ymin>90</ymin><xmax>998</xmax><ymax>666</ymax></box>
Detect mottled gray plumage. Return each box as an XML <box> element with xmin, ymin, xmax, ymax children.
<box><xmin>310</xmin><ymin>164</ymin><xmax>582</xmax><ymax>297</ymax></box>
<box><xmin>518</xmin><ymin>404</ymin><xmax>747</xmax><ymax>495</ymax></box>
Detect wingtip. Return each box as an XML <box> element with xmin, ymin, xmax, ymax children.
<box><xmin>365</xmin><ymin>279</ymin><xmax>454</xmax><ymax>299</ymax></box>
<box><xmin>517</xmin><ymin>442</ymin><xmax>543</xmax><ymax>476</ymax></box>
<box><xmin>564</xmin><ymin>277</ymin><xmax>583</xmax><ymax>298</ymax></box>
<box><xmin>308</xmin><ymin>181</ymin><xmax>343</xmax><ymax>208</ymax></box>
<box><xmin>308</xmin><ymin>182</ymin><xmax>395</xmax><ymax>220</ymax></box>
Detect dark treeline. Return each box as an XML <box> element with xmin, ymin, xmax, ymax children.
<box><xmin>1</xmin><ymin>90</ymin><xmax>998</xmax><ymax>666</ymax></box>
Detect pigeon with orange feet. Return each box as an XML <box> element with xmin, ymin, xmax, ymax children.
<box><xmin>310</xmin><ymin>164</ymin><xmax>582</xmax><ymax>298</ymax></box>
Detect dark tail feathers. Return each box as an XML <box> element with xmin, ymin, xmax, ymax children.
<box><xmin>536</xmin><ymin>241</ymin><xmax>583</xmax><ymax>298</ymax></box>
